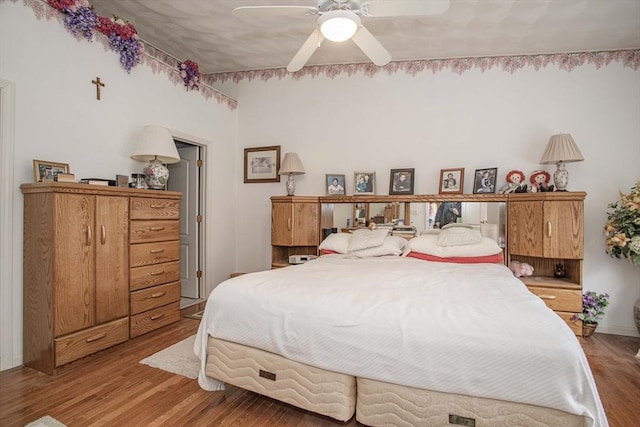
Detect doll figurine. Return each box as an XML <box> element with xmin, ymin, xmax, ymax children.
<box><xmin>498</xmin><ymin>170</ymin><xmax>528</xmax><ymax>194</ymax></box>
<box><xmin>529</xmin><ymin>170</ymin><xmax>554</xmax><ymax>192</ymax></box>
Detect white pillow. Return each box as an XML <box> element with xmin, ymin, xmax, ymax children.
<box><xmin>319</xmin><ymin>233</ymin><xmax>351</xmax><ymax>254</ymax></box>
<box><xmin>349</xmin><ymin>236</ymin><xmax>407</xmax><ymax>258</ymax></box>
<box><xmin>437</xmin><ymin>225</ymin><xmax>482</xmax><ymax>247</ymax></box>
<box><xmin>347</xmin><ymin>228</ymin><xmax>390</xmax><ymax>252</ymax></box>
<box><xmin>404</xmin><ymin>234</ymin><xmax>502</xmax><ymax>257</ymax></box>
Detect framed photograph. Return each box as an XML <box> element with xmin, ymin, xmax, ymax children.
<box><xmin>33</xmin><ymin>159</ymin><xmax>70</xmax><ymax>182</ymax></box>
<box><xmin>389</xmin><ymin>168</ymin><xmax>415</xmax><ymax>195</ymax></box>
<box><xmin>473</xmin><ymin>168</ymin><xmax>498</xmax><ymax>194</ymax></box>
<box><xmin>326</xmin><ymin>174</ymin><xmax>346</xmax><ymax>195</ymax></box>
<box><xmin>353</xmin><ymin>202</ymin><xmax>369</xmax><ymax>226</ymax></box>
<box><xmin>354</xmin><ymin>172</ymin><xmax>375</xmax><ymax>195</ymax></box>
<box><xmin>439</xmin><ymin>168</ymin><xmax>464</xmax><ymax>194</ymax></box>
<box><xmin>244</xmin><ymin>145</ymin><xmax>281</xmax><ymax>183</ymax></box>
<box><xmin>116</xmin><ymin>174</ymin><xmax>130</xmax><ymax>188</ymax></box>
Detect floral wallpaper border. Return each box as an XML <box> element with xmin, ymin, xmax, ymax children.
<box><xmin>8</xmin><ymin>0</ymin><xmax>238</xmax><ymax>111</ymax></box>
<box><xmin>207</xmin><ymin>49</ymin><xmax>640</xmax><ymax>85</ymax></box>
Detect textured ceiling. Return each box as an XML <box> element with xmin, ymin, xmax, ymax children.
<box><xmin>89</xmin><ymin>0</ymin><xmax>640</xmax><ymax>74</ymax></box>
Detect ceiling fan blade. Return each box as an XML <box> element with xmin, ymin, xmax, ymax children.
<box><xmin>360</xmin><ymin>0</ymin><xmax>450</xmax><ymax>17</ymax></box>
<box><xmin>351</xmin><ymin>26</ymin><xmax>391</xmax><ymax>66</ymax></box>
<box><xmin>287</xmin><ymin>29</ymin><xmax>324</xmax><ymax>72</ymax></box>
<box><xmin>232</xmin><ymin>6</ymin><xmax>318</xmax><ymax>18</ymax></box>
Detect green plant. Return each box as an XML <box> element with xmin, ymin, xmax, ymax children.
<box><xmin>573</xmin><ymin>291</ymin><xmax>610</xmax><ymax>324</ymax></box>
<box><xmin>604</xmin><ymin>180</ymin><xmax>640</xmax><ymax>266</ymax></box>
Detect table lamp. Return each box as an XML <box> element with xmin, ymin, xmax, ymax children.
<box><xmin>131</xmin><ymin>125</ymin><xmax>181</xmax><ymax>190</ymax></box>
<box><xmin>278</xmin><ymin>153</ymin><xmax>305</xmax><ymax>196</ymax></box>
<box><xmin>540</xmin><ymin>133</ymin><xmax>584</xmax><ymax>191</ymax></box>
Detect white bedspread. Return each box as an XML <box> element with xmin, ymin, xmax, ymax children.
<box><xmin>195</xmin><ymin>255</ymin><xmax>607</xmax><ymax>426</ymax></box>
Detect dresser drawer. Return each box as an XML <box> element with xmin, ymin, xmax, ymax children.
<box><xmin>130</xmin><ymin>197</ymin><xmax>180</xmax><ymax>220</ymax></box>
<box><xmin>130</xmin><ymin>302</ymin><xmax>181</xmax><ymax>338</ymax></box>
<box><xmin>130</xmin><ymin>241</ymin><xmax>179</xmax><ymax>267</ymax></box>
<box><xmin>130</xmin><ymin>220</ymin><xmax>180</xmax><ymax>243</ymax></box>
<box><xmin>130</xmin><ymin>260</ymin><xmax>180</xmax><ymax>291</ymax></box>
<box><xmin>55</xmin><ymin>317</ymin><xmax>129</xmax><ymax>367</ymax></box>
<box><xmin>527</xmin><ymin>286</ymin><xmax>582</xmax><ymax>312</ymax></box>
<box><xmin>131</xmin><ymin>281</ymin><xmax>181</xmax><ymax>315</ymax></box>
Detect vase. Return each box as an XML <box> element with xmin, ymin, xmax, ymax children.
<box><xmin>634</xmin><ymin>297</ymin><xmax>640</xmax><ymax>335</ymax></box>
<box><xmin>582</xmin><ymin>322</ymin><xmax>598</xmax><ymax>338</ymax></box>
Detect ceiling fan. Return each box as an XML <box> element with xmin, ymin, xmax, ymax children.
<box><xmin>233</xmin><ymin>0</ymin><xmax>450</xmax><ymax>72</ymax></box>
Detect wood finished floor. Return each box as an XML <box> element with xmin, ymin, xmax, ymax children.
<box><xmin>0</xmin><ymin>318</ymin><xmax>638</xmax><ymax>427</ymax></box>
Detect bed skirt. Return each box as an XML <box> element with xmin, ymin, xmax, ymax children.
<box><xmin>205</xmin><ymin>336</ymin><xmax>584</xmax><ymax>426</ymax></box>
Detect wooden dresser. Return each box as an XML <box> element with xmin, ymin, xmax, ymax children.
<box><xmin>21</xmin><ymin>183</ymin><xmax>181</xmax><ymax>375</ymax></box>
<box><xmin>271</xmin><ymin>196</ymin><xmax>320</xmax><ymax>268</ymax></box>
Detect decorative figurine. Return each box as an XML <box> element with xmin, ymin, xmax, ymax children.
<box><xmin>529</xmin><ymin>170</ymin><xmax>555</xmax><ymax>192</ymax></box>
<box><xmin>509</xmin><ymin>260</ymin><xmax>534</xmax><ymax>277</ymax></box>
<box><xmin>498</xmin><ymin>170</ymin><xmax>528</xmax><ymax>194</ymax></box>
<box><xmin>554</xmin><ymin>264</ymin><xmax>567</xmax><ymax>278</ymax></box>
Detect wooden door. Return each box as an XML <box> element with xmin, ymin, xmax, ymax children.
<box><xmin>271</xmin><ymin>202</ymin><xmax>294</xmax><ymax>246</ymax></box>
<box><xmin>95</xmin><ymin>196</ymin><xmax>129</xmax><ymax>324</ymax></box>
<box><xmin>53</xmin><ymin>194</ymin><xmax>95</xmax><ymax>337</ymax></box>
<box><xmin>543</xmin><ymin>201</ymin><xmax>583</xmax><ymax>259</ymax></box>
<box><xmin>508</xmin><ymin>201</ymin><xmax>543</xmax><ymax>257</ymax></box>
<box><xmin>291</xmin><ymin>202</ymin><xmax>319</xmax><ymax>246</ymax></box>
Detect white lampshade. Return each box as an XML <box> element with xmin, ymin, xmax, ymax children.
<box><xmin>540</xmin><ymin>133</ymin><xmax>584</xmax><ymax>191</ymax></box>
<box><xmin>318</xmin><ymin>10</ymin><xmax>360</xmax><ymax>42</ymax></box>
<box><xmin>131</xmin><ymin>125</ymin><xmax>180</xmax><ymax>190</ymax></box>
<box><xmin>279</xmin><ymin>153</ymin><xmax>305</xmax><ymax>175</ymax></box>
<box><xmin>278</xmin><ymin>152</ymin><xmax>305</xmax><ymax>196</ymax></box>
<box><xmin>131</xmin><ymin>125</ymin><xmax>181</xmax><ymax>164</ymax></box>
<box><xmin>540</xmin><ymin>133</ymin><xmax>584</xmax><ymax>164</ymax></box>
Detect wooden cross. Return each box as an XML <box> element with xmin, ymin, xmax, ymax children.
<box><xmin>91</xmin><ymin>77</ymin><xmax>105</xmax><ymax>100</ymax></box>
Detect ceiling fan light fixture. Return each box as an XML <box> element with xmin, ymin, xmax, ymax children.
<box><xmin>318</xmin><ymin>10</ymin><xmax>360</xmax><ymax>42</ymax></box>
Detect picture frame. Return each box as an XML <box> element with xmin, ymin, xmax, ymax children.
<box><xmin>116</xmin><ymin>174</ymin><xmax>130</xmax><ymax>188</ymax></box>
<box><xmin>439</xmin><ymin>168</ymin><xmax>464</xmax><ymax>194</ymax></box>
<box><xmin>326</xmin><ymin>174</ymin><xmax>346</xmax><ymax>195</ymax></box>
<box><xmin>33</xmin><ymin>159</ymin><xmax>70</xmax><ymax>182</ymax></box>
<box><xmin>353</xmin><ymin>202</ymin><xmax>369</xmax><ymax>226</ymax></box>
<box><xmin>389</xmin><ymin>168</ymin><xmax>415</xmax><ymax>195</ymax></box>
<box><xmin>354</xmin><ymin>172</ymin><xmax>376</xmax><ymax>195</ymax></box>
<box><xmin>244</xmin><ymin>145</ymin><xmax>281</xmax><ymax>183</ymax></box>
<box><xmin>473</xmin><ymin>168</ymin><xmax>498</xmax><ymax>194</ymax></box>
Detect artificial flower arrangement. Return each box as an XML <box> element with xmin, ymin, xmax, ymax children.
<box><xmin>604</xmin><ymin>180</ymin><xmax>640</xmax><ymax>266</ymax></box>
<box><xmin>573</xmin><ymin>291</ymin><xmax>610</xmax><ymax>325</ymax></box>
<box><xmin>178</xmin><ymin>60</ymin><xmax>201</xmax><ymax>90</ymax></box>
<box><xmin>96</xmin><ymin>15</ymin><xmax>142</xmax><ymax>72</ymax></box>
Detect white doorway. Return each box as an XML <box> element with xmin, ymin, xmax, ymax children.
<box><xmin>168</xmin><ymin>142</ymin><xmax>203</xmax><ymax>307</ymax></box>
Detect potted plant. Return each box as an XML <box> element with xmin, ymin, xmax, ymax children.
<box><xmin>604</xmin><ymin>180</ymin><xmax>640</xmax><ymax>336</ymax></box>
<box><xmin>573</xmin><ymin>291</ymin><xmax>610</xmax><ymax>337</ymax></box>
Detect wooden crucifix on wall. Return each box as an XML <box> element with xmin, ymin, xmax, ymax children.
<box><xmin>91</xmin><ymin>77</ymin><xmax>105</xmax><ymax>100</ymax></box>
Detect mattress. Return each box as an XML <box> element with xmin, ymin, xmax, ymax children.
<box><xmin>195</xmin><ymin>255</ymin><xmax>607</xmax><ymax>426</ymax></box>
<box><xmin>205</xmin><ymin>336</ymin><xmax>356</xmax><ymax>422</ymax></box>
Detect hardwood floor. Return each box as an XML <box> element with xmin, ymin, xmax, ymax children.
<box><xmin>1</xmin><ymin>318</ymin><xmax>638</xmax><ymax>427</ymax></box>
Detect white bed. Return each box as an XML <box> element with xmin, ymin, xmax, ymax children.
<box><xmin>194</xmin><ymin>253</ymin><xmax>607</xmax><ymax>426</ymax></box>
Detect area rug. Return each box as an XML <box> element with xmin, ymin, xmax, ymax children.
<box><xmin>25</xmin><ymin>415</ymin><xmax>66</xmax><ymax>427</ymax></box>
<box><xmin>139</xmin><ymin>335</ymin><xmax>199</xmax><ymax>379</ymax></box>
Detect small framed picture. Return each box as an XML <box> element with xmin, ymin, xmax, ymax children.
<box><xmin>439</xmin><ymin>168</ymin><xmax>464</xmax><ymax>194</ymax></box>
<box><xmin>353</xmin><ymin>202</ymin><xmax>369</xmax><ymax>226</ymax></box>
<box><xmin>244</xmin><ymin>145</ymin><xmax>281</xmax><ymax>183</ymax></box>
<box><xmin>389</xmin><ymin>168</ymin><xmax>415</xmax><ymax>195</ymax></box>
<box><xmin>116</xmin><ymin>174</ymin><xmax>130</xmax><ymax>188</ymax></box>
<box><xmin>473</xmin><ymin>168</ymin><xmax>498</xmax><ymax>194</ymax></box>
<box><xmin>354</xmin><ymin>172</ymin><xmax>375</xmax><ymax>195</ymax></box>
<box><xmin>33</xmin><ymin>159</ymin><xmax>70</xmax><ymax>182</ymax></box>
<box><xmin>326</xmin><ymin>174</ymin><xmax>346</xmax><ymax>195</ymax></box>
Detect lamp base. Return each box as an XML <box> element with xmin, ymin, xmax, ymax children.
<box><xmin>553</xmin><ymin>161</ymin><xmax>569</xmax><ymax>192</ymax></box>
<box><xmin>286</xmin><ymin>174</ymin><xmax>296</xmax><ymax>196</ymax></box>
<box><xmin>143</xmin><ymin>158</ymin><xmax>169</xmax><ymax>190</ymax></box>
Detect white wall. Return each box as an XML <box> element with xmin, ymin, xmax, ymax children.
<box><xmin>232</xmin><ymin>59</ymin><xmax>640</xmax><ymax>337</ymax></box>
<box><xmin>0</xmin><ymin>2</ymin><xmax>238</xmax><ymax>369</ymax></box>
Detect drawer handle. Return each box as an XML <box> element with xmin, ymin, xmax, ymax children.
<box><xmin>150</xmin><ymin>270</ymin><xmax>165</xmax><ymax>276</ymax></box>
<box><xmin>86</xmin><ymin>225</ymin><xmax>92</xmax><ymax>246</ymax></box>
<box><xmin>150</xmin><ymin>313</ymin><xmax>165</xmax><ymax>321</ymax></box>
<box><xmin>151</xmin><ymin>292</ymin><xmax>166</xmax><ymax>298</ymax></box>
<box><xmin>85</xmin><ymin>332</ymin><xmax>107</xmax><ymax>343</ymax></box>
<box><xmin>546</xmin><ymin>221</ymin><xmax>552</xmax><ymax>239</ymax></box>
<box><xmin>539</xmin><ymin>294</ymin><xmax>557</xmax><ymax>300</ymax></box>
<box><xmin>101</xmin><ymin>225</ymin><xmax>106</xmax><ymax>245</ymax></box>
<box><xmin>287</xmin><ymin>218</ymin><xmax>291</xmax><ymax>231</ymax></box>
<box><xmin>150</xmin><ymin>249</ymin><xmax>165</xmax><ymax>254</ymax></box>
<box><xmin>149</xmin><ymin>226</ymin><xmax>165</xmax><ymax>231</ymax></box>
<box><xmin>150</xmin><ymin>204</ymin><xmax>163</xmax><ymax>209</ymax></box>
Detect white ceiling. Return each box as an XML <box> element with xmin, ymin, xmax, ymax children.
<box><xmin>89</xmin><ymin>0</ymin><xmax>640</xmax><ymax>75</ymax></box>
